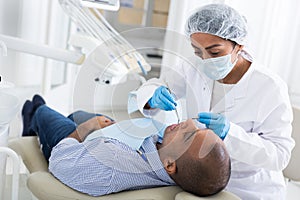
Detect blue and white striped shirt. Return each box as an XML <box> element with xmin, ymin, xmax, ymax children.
<box><xmin>49</xmin><ymin>134</ymin><xmax>175</xmax><ymax>196</ymax></box>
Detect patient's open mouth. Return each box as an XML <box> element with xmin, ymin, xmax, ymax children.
<box><xmin>169</xmin><ymin>124</ymin><xmax>179</xmax><ymax>131</ymax></box>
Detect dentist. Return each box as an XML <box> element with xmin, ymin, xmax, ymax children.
<box><xmin>130</xmin><ymin>3</ymin><xmax>295</xmax><ymax>200</ymax></box>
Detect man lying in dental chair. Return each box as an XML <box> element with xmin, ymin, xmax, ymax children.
<box><xmin>21</xmin><ymin>95</ymin><xmax>231</xmax><ymax>197</ymax></box>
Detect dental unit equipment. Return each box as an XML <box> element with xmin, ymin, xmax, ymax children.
<box><xmin>0</xmin><ymin>34</ymin><xmax>85</xmax><ymax>65</ymax></box>
<box><xmin>80</xmin><ymin>0</ymin><xmax>120</xmax><ymax>11</ymax></box>
<box><xmin>59</xmin><ymin>0</ymin><xmax>151</xmax><ymax>84</ymax></box>
<box><xmin>0</xmin><ymin>41</ymin><xmax>20</xmax><ymax>200</ymax></box>
<box><xmin>0</xmin><ymin>40</ymin><xmax>7</xmax><ymax>56</ymax></box>
<box><xmin>1</xmin><ymin>0</ymin><xmax>150</xmax><ymax>86</ymax></box>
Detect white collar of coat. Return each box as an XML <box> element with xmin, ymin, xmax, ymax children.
<box><xmin>204</xmin><ymin>61</ymin><xmax>256</xmax><ymax>113</ymax></box>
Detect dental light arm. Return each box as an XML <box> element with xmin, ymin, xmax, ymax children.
<box><xmin>0</xmin><ymin>34</ymin><xmax>85</xmax><ymax>65</ymax></box>
<box><xmin>0</xmin><ymin>40</ymin><xmax>7</xmax><ymax>56</ymax></box>
<box><xmin>59</xmin><ymin>0</ymin><xmax>151</xmax><ymax>85</ymax></box>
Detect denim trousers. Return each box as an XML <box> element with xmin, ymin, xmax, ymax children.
<box><xmin>30</xmin><ymin>105</ymin><xmax>110</xmax><ymax>161</ymax></box>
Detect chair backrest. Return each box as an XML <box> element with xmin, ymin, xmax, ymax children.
<box><xmin>283</xmin><ymin>107</ymin><xmax>300</xmax><ymax>181</ymax></box>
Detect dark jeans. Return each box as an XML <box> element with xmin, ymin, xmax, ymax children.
<box><xmin>30</xmin><ymin>105</ymin><xmax>111</xmax><ymax>161</ymax></box>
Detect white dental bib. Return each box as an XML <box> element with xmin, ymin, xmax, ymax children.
<box><xmin>85</xmin><ymin>118</ymin><xmax>166</xmax><ymax>150</ymax></box>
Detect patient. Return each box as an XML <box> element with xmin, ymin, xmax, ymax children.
<box><xmin>22</xmin><ymin>95</ymin><xmax>231</xmax><ymax>197</ymax></box>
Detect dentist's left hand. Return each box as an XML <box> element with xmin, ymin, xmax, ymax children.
<box><xmin>198</xmin><ymin>112</ymin><xmax>230</xmax><ymax>140</ymax></box>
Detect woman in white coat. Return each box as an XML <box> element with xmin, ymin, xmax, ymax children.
<box><xmin>129</xmin><ymin>3</ymin><xmax>295</xmax><ymax>200</ymax></box>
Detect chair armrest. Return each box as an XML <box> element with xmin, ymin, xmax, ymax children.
<box><xmin>175</xmin><ymin>191</ymin><xmax>241</xmax><ymax>200</ymax></box>
<box><xmin>8</xmin><ymin>136</ymin><xmax>48</xmax><ymax>173</ymax></box>
<box><xmin>283</xmin><ymin>107</ymin><xmax>300</xmax><ymax>181</ymax></box>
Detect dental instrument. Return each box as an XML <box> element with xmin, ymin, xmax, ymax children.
<box><xmin>166</xmin><ymin>83</ymin><xmax>180</xmax><ymax>124</ymax></box>
<box><xmin>173</xmin><ymin>100</ymin><xmax>180</xmax><ymax>124</ymax></box>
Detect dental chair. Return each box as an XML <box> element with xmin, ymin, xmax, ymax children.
<box><xmin>283</xmin><ymin>106</ymin><xmax>300</xmax><ymax>182</ymax></box>
<box><xmin>8</xmin><ymin>135</ymin><xmax>240</xmax><ymax>200</ymax></box>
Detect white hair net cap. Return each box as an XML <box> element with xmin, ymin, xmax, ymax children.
<box><xmin>185</xmin><ymin>4</ymin><xmax>248</xmax><ymax>45</ymax></box>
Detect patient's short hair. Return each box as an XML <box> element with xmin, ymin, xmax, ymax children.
<box><xmin>175</xmin><ymin>138</ymin><xmax>231</xmax><ymax>196</ymax></box>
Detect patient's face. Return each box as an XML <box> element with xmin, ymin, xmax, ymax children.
<box><xmin>163</xmin><ymin>119</ymin><xmax>198</xmax><ymax>144</ymax></box>
<box><xmin>158</xmin><ymin>119</ymin><xmax>221</xmax><ymax>163</ymax></box>
<box><xmin>157</xmin><ymin>119</ymin><xmax>199</xmax><ymax>157</ymax></box>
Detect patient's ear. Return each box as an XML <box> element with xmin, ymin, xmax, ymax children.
<box><xmin>163</xmin><ymin>158</ymin><xmax>177</xmax><ymax>175</ymax></box>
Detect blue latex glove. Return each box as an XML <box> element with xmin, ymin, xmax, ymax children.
<box><xmin>148</xmin><ymin>86</ymin><xmax>177</xmax><ymax>111</ymax></box>
<box><xmin>198</xmin><ymin>112</ymin><xmax>230</xmax><ymax>140</ymax></box>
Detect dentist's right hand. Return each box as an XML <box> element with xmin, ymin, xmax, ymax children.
<box><xmin>148</xmin><ymin>86</ymin><xmax>177</xmax><ymax>111</ymax></box>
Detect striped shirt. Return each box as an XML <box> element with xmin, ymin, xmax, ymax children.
<box><xmin>49</xmin><ymin>134</ymin><xmax>175</xmax><ymax>196</ymax></box>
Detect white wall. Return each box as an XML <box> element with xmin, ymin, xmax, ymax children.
<box><xmin>0</xmin><ymin>0</ymin><xmax>22</xmax><ymax>84</ymax></box>
<box><xmin>0</xmin><ymin>0</ymin><xmax>47</xmax><ymax>86</ymax></box>
<box><xmin>0</xmin><ymin>0</ymin><xmax>70</xmax><ymax>87</ymax></box>
<box><xmin>225</xmin><ymin>0</ymin><xmax>300</xmax><ymax>107</ymax></box>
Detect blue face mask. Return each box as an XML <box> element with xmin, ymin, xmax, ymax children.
<box><xmin>196</xmin><ymin>53</ymin><xmax>239</xmax><ymax>80</ymax></box>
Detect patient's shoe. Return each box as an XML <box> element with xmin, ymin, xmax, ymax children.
<box><xmin>21</xmin><ymin>100</ymin><xmax>36</xmax><ymax>136</ymax></box>
<box><xmin>32</xmin><ymin>94</ymin><xmax>46</xmax><ymax>113</ymax></box>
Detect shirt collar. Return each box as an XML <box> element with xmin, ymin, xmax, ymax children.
<box><xmin>141</xmin><ymin>137</ymin><xmax>175</xmax><ymax>184</ymax></box>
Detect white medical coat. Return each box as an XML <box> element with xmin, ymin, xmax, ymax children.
<box><xmin>129</xmin><ymin>57</ymin><xmax>295</xmax><ymax>200</ymax></box>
